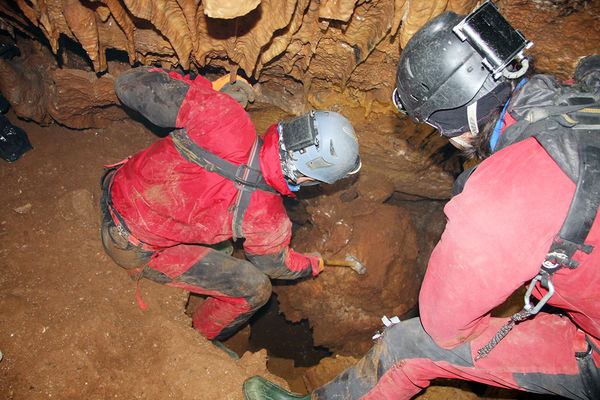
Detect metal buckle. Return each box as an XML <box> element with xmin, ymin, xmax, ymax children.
<box><xmin>542</xmin><ymin>250</ymin><xmax>568</xmax><ymax>270</ymax></box>
<box><xmin>234</xmin><ymin>164</ymin><xmax>260</xmax><ymax>189</ymax></box>
<box><xmin>575</xmin><ymin>342</ymin><xmax>593</xmax><ymax>359</ymax></box>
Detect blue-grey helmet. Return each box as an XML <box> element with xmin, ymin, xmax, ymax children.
<box><xmin>279</xmin><ymin>110</ymin><xmax>361</xmax><ymax>184</ymax></box>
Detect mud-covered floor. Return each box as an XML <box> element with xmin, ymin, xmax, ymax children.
<box><xmin>0</xmin><ymin>107</ymin><xmax>558</xmax><ymax>399</ymax></box>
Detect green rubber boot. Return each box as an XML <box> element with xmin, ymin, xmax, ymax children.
<box><xmin>243</xmin><ymin>376</ymin><xmax>311</xmax><ymax>400</ymax></box>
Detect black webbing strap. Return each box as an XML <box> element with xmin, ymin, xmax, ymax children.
<box><xmin>542</xmin><ymin>135</ymin><xmax>600</xmax><ymax>277</ymax></box>
<box><xmin>170</xmin><ymin>128</ymin><xmax>277</xmax><ymax>194</ymax></box>
<box><xmin>230</xmin><ymin>136</ymin><xmax>262</xmax><ymax>240</ymax></box>
<box><xmin>476</xmin><ymin>134</ymin><xmax>600</xmax><ymax>361</ymax></box>
<box><xmin>170</xmin><ymin>128</ymin><xmax>278</xmax><ymax>240</ymax></box>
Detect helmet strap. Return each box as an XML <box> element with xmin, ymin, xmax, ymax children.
<box><xmin>466</xmin><ymin>101</ymin><xmax>480</xmax><ymax>136</ymax></box>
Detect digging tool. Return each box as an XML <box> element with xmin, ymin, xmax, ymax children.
<box><xmin>323</xmin><ymin>255</ymin><xmax>366</xmax><ymax>275</ymax></box>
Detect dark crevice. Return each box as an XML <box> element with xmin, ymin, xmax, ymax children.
<box><xmin>247</xmin><ymin>293</ymin><xmax>332</xmax><ymax>367</ymax></box>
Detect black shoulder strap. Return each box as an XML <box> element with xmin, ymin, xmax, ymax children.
<box><xmin>542</xmin><ymin>133</ymin><xmax>600</xmax><ymax>273</ymax></box>
<box><xmin>170</xmin><ymin>128</ymin><xmax>278</xmax><ymax>240</ymax></box>
<box><xmin>170</xmin><ymin>128</ymin><xmax>277</xmax><ymax>194</ymax></box>
<box><xmin>452</xmin><ymin>164</ymin><xmax>479</xmax><ymax>197</ymax></box>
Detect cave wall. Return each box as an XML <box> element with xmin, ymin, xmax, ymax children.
<box><xmin>276</xmin><ymin>171</ymin><xmax>422</xmax><ymax>355</ymax></box>
<box><xmin>0</xmin><ymin>0</ymin><xmax>598</xmax><ymax>199</ymax></box>
<box><xmin>0</xmin><ymin>0</ymin><xmax>598</xmax><ymax>364</ymax></box>
<box><xmin>1</xmin><ymin>0</ymin><xmax>598</xmax><ymax>112</ymax></box>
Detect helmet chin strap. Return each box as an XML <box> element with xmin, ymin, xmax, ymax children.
<box><xmin>466</xmin><ymin>101</ymin><xmax>480</xmax><ymax>136</ymax></box>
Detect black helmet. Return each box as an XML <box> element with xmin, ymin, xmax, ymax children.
<box><xmin>394</xmin><ymin>1</ymin><xmax>531</xmax><ymax>133</ymax></box>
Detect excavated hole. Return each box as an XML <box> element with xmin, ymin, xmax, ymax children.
<box><xmin>245</xmin><ymin>293</ymin><xmax>332</xmax><ymax>367</ymax></box>
<box><xmin>186</xmin><ymin>290</ymin><xmax>331</xmax><ymax>392</ymax></box>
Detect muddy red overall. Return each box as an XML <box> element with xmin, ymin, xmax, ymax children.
<box><xmin>313</xmin><ymin>137</ymin><xmax>600</xmax><ymax>399</ymax></box>
<box><xmin>101</xmin><ymin>68</ymin><xmax>320</xmax><ymax>340</ymax></box>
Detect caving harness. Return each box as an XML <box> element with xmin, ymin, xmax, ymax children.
<box><xmin>452</xmin><ymin>75</ymin><xmax>600</xmax><ymax>361</ymax></box>
<box><xmin>102</xmin><ymin>128</ymin><xmax>277</xmax><ymax>249</ymax></box>
<box><xmin>169</xmin><ymin>128</ymin><xmax>278</xmax><ymax>240</ymax></box>
<box><xmin>101</xmin><ymin>129</ymin><xmax>279</xmax><ymax>308</ymax></box>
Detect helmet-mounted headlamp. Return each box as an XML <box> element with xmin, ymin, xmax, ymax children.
<box><xmin>279</xmin><ymin>111</ymin><xmax>319</xmax><ymax>184</ymax></box>
<box><xmin>393</xmin><ymin>1</ymin><xmax>533</xmax><ymax>122</ymax></box>
<box><xmin>279</xmin><ymin>110</ymin><xmax>361</xmax><ymax>185</ymax></box>
<box><xmin>281</xmin><ymin>111</ymin><xmax>318</xmax><ymax>153</ymax></box>
<box><xmin>452</xmin><ymin>1</ymin><xmax>532</xmax><ymax>80</ymax></box>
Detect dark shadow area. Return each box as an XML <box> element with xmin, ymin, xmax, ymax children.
<box><xmin>206</xmin><ymin>6</ymin><xmax>262</xmax><ymax>40</ymax></box>
<box><xmin>57</xmin><ymin>34</ymin><xmax>94</xmax><ymax>71</ymax></box>
<box><xmin>247</xmin><ymin>293</ymin><xmax>331</xmax><ymax>367</ymax></box>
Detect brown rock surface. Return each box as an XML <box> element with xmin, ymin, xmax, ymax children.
<box><xmin>203</xmin><ymin>0</ymin><xmax>262</xmax><ymax>19</ymax></box>
<box><xmin>499</xmin><ymin>0</ymin><xmax>600</xmax><ymax>81</ymax></box>
<box><xmin>275</xmin><ymin>171</ymin><xmax>421</xmax><ymax>355</ymax></box>
<box><xmin>3</xmin><ymin>0</ymin><xmax>595</xmax><ymax>88</ymax></box>
<box><xmin>0</xmin><ymin>40</ymin><xmax>126</xmax><ymax>128</ymax></box>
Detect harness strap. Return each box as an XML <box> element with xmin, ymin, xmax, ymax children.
<box><xmin>170</xmin><ymin>128</ymin><xmax>277</xmax><ymax>194</ymax></box>
<box><xmin>230</xmin><ymin>137</ymin><xmax>262</xmax><ymax>240</ymax></box>
<box><xmin>543</xmin><ymin>135</ymin><xmax>600</xmax><ymax>272</ymax></box>
<box><xmin>170</xmin><ymin>128</ymin><xmax>278</xmax><ymax>240</ymax></box>
<box><xmin>102</xmin><ymin>161</ymin><xmax>163</xmax><ymax>252</ymax></box>
<box><xmin>476</xmin><ymin>134</ymin><xmax>600</xmax><ymax>360</ymax></box>
<box><xmin>126</xmin><ymin>266</ymin><xmax>148</xmax><ymax>310</ymax></box>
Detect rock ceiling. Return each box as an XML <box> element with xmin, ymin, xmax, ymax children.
<box><xmin>0</xmin><ymin>0</ymin><xmax>598</xmax><ymax>199</ymax></box>
<box><xmin>1</xmin><ymin>0</ymin><xmax>598</xmax><ymax>119</ymax></box>
<box><xmin>0</xmin><ymin>0</ymin><xmax>478</xmax><ymax>75</ymax></box>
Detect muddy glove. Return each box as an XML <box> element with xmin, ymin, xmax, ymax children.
<box><xmin>307</xmin><ymin>252</ymin><xmax>325</xmax><ymax>276</ymax></box>
<box><xmin>212</xmin><ymin>75</ymin><xmax>256</xmax><ymax>108</ymax></box>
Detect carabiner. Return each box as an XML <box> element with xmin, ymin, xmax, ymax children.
<box><xmin>524</xmin><ymin>273</ymin><xmax>555</xmax><ymax>315</ymax></box>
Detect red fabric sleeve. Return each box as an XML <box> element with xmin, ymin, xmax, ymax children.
<box><xmin>286</xmin><ymin>251</ymin><xmax>321</xmax><ymax>276</ymax></box>
<box><xmin>242</xmin><ymin>202</ymin><xmax>316</xmax><ymax>276</ymax></box>
<box><xmin>419</xmin><ymin>138</ymin><xmax>575</xmax><ymax>349</ymax></box>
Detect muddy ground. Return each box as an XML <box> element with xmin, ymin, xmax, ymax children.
<box><xmin>0</xmin><ymin>107</ymin><xmax>556</xmax><ymax>399</ymax></box>
<box><xmin>0</xmin><ymin>111</ymin><xmax>292</xmax><ymax>399</ymax></box>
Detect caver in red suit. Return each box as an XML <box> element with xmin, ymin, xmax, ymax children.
<box><xmin>243</xmin><ymin>3</ymin><xmax>600</xmax><ymax>400</ymax></box>
<box><xmin>100</xmin><ymin>67</ymin><xmax>361</xmax><ymax>341</ymax></box>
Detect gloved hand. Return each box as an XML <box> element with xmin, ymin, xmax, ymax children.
<box><xmin>307</xmin><ymin>252</ymin><xmax>325</xmax><ymax>276</ymax></box>
<box><xmin>212</xmin><ymin>75</ymin><xmax>256</xmax><ymax>108</ymax></box>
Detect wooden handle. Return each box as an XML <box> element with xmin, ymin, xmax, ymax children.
<box><xmin>323</xmin><ymin>259</ymin><xmax>354</xmax><ymax>267</ymax></box>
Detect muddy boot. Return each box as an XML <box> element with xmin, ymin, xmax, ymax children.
<box><xmin>244</xmin><ymin>376</ymin><xmax>311</xmax><ymax>400</ymax></box>
<box><xmin>210</xmin><ymin>339</ymin><xmax>239</xmax><ymax>360</ymax></box>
